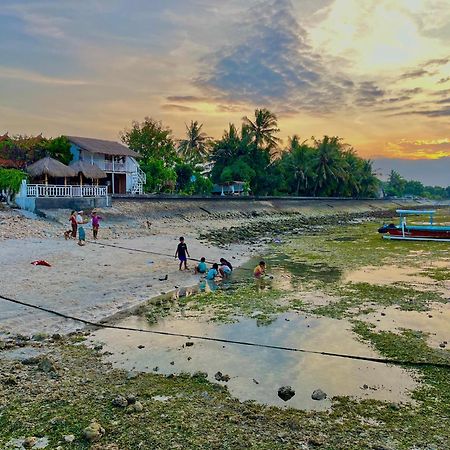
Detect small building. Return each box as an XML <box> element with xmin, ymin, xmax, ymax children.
<box><xmin>212</xmin><ymin>181</ymin><xmax>247</xmax><ymax>196</ymax></box>
<box><xmin>15</xmin><ymin>156</ymin><xmax>110</xmax><ymax>212</ymax></box>
<box><xmin>68</xmin><ymin>136</ymin><xmax>146</xmax><ymax>194</ymax></box>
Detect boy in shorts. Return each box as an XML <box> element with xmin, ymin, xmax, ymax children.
<box><xmin>175</xmin><ymin>236</ymin><xmax>190</xmax><ymax>270</ymax></box>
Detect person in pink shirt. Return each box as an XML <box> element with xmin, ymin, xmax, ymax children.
<box><xmin>91</xmin><ymin>210</ymin><xmax>103</xmax><ymax>240</ymax></box>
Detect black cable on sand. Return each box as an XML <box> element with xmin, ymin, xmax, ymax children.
<box><xmin>0</xmin><ymin>293</ymin><xmax>448</xmax><ymax>370</ymax></box>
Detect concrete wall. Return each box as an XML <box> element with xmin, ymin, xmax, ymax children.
<box><xmin>14</xmin><ymin>196</ymin><xmax>36</xmax><ymax>213</ymax></box>
<box><xmin>34</xmin><ymin>196</ymin><xmax>110</xmax><ymax>211</ymax></box>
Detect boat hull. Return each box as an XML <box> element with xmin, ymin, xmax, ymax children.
<box><xmin>384</xmin><ymin>227</ymin><xmax>450</xmax><ymax>241</ymax></box>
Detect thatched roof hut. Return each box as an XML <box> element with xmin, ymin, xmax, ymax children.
<box><xmin>69</xmin><ymin>160</ymin><xmax>107</xmax><ymax>179</ymax></box>
<box><xmin>26</xmin><ymin>156</ymin><xmax>76</xmax><ymax>179</ymax></box>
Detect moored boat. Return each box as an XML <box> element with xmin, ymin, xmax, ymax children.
<box><xmin>378</xmin><ymin>210</ymin><xmax>450</xmax><ymax>241</ymax></box>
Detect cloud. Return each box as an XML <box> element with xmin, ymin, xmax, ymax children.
<box><xmin>161</xmin><ymin>104</ymin><xmax>198</xmax><ymax>112</ymax></box>
<box><xmin>436</xmin><ymin>97</ymin><xmax>450</xmax><ymax>104</ymax></box>
<box><xmin>356</xmin><ymin>81</ymin><xmax>385</xmax><ymax>105</ymax></box>
<box><xmin>399</xmin><ymin>69</ymin><xmax>431</xmax><ymax>79</ymax></box>
<box><xmin>393</xmin><ymin>106</ymin><xmax>450</xmax><ymax>117</ymax></box>
<box><xmin>422</xmin><ymin>56</ymin><xmax>450</xmax><ymax>67</ymax></box>
<box><xmin>166</xmin><ymin>95</ymin><xmax>211</xmax><ymax>103</ymax></box>
<box><xmin>401</xmin><ymin>87</ymin><xmax>423</xmax><ymax>95</ymax></box>
<box><xmin>0</xmin><ymin>66</ymin><xmax>90</xmax><ymax>86</ymax></box>
<box><xmin>382</xmin><ymin>138</ymin><xmax>450</xmax><ymax>160</ymax></box>
<box><xmin>198</xmin><ymin>0</ymin><xmax>385</xmax><ymax>114</ymax></box>
<box><xmin>438</xmin><ymin>76</ymin><xmax>450</xmax><ymax>84</ymax></box>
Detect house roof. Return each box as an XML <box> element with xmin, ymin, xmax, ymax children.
<box><xmin>0</xmin><ymin>158</ymin><xmax>20</xmax><ymax>168</ymax></box>
<box><xmin>69</xmin><ymin>160</ymin><xmax>107</xmax><ymax>179</ymax></box>
<box><xmin>27</xmin><ymin>156</ymin><xmax>77</xmax><ymax>178</ymax></box>
<box><xmin>67</xmin><ymin>136</ymin><xmax>140</xmax><ymax>158</ymax></box>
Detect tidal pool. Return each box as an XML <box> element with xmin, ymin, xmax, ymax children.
<box><xmin>89</xmin><ymin>312</ymin><xmax>416</xmax><ymax>411</ymax></box>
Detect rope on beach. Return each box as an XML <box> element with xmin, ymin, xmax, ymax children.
<box><xmin>86</xmin><ymin>240</ymin><xmax>254</xmax><ymax>270</ymax></box>
<box><xmin>0</xmin><ymin>293</ymin><xmax>449</xmax><ymax>370</ymax></box>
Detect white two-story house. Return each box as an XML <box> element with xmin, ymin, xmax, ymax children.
<box><xmin>68</xmin><ymin>136</ymin><xmax>146</xmax><ymax>194</ymax></box>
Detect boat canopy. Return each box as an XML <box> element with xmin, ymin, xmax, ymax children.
<box><xmin>396</xmin><ymin>209</ymin><xmax>436</xmax><ymax>215</ymax></box>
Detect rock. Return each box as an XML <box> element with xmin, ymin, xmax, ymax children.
<box><xmin>311</xmin><ymin>389</ymin><xmax>327</xmax><ymax>401</ymax></box>
<box><xmin>64</xmin><ymin>435</ymin><xmax>75</xmax><ymax>443</ymax></box>
<box><xmin>126</xmin><ymin>394</ymin><xmax>136</xmax><ymax>404</ymax></box>
<box><xmin>159</xmin><ymin>275</ymin><xmax>168</xmax><ymax>281</ymax></box>
<box><xmin>37</xmin><ymin>357</ymin><xmax>58</xmax><ymax>374</ymax></box>
<box><xmin>23</xmin><ymin>437</ymin><xmax>38</xmax><ymax>448</ymax></box>
<box><xmin>127</xmin><ymin>401</ymin><xmax>144</xmax><ymax>413</ymax></box>
<box><xmin>83</xmin><ymin>420</ymin><xmax>105</xmax><ymax>442</ymax></box>
<box><xmin>214</xmin><ymin>371</ymin><xmax>230</xmax><ymax>382</ymax></box>
<box><xmin>112</xmin><ymin>395</ymin><xmax>128</xmax><ymax>408</ymax></box>
<box><xmin>278</xmin><ymin>386</ymin><xmax>295</xmax><ymax>401</ymax></box>
<box><xmin>185</xmin><ymin>341</ymin><xmax>194</xmax><ymax>347</ymax></box>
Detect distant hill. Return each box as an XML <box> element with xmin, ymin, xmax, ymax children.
<box><xmin>373</xmin><ymin>157</ymin><xmax>450</xmax><ymax>187</ymax></box>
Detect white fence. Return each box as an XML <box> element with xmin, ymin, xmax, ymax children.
<box><xmin>26</xmin><ymin>184</ymin><xmax>108</xmax><ymax>198</ymax></box>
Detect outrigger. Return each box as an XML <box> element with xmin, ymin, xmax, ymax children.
<box><xmin>378</xmin><ymin>210</ymin><xmax>450</xmax><ymax>242</ymax></box>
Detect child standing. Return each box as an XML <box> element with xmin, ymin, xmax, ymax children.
<box><xmin>175</xmin><ymin>236</ymin><xmax>190</xmax><ymax>270</ymax></box>
<box><xmin>91</xmin><ymin>211</ymin><xmax>102</xmax><ymax>240</ymax></box>
<box><xmin>76</xmin><ymin>211</ymin><xmax>86</xmax><ymax>246</ymax></box>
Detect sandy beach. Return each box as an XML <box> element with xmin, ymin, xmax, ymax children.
<box><xmin>0</xmin><ymin>206</ymin><xmax>250</xmax><ymax>336</ymax></box>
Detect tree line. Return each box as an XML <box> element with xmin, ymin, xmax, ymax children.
<box><xmin>121</xmin><ymin>109</ymin><xmax>382</xmax><ymax>197</ymax></box>
<box><xmin>383</xmin><ymin>170</ymin><xmax>450</xmax><ymax>200</ymax></box>
<box><xmin>1</xmin><ymin>108</ymin><xmax>448</xmax><ymax>199</ymax></box>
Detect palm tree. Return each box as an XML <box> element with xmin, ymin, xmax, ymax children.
<box><xmin>242</xmin><ymin>108</ymin><xmax>281</xmax><ymax>152</ymax></box>
<box><xmin>312</xmin><ymin>136</ymin><xmax>347</xmax><ymax>196</ymax></box>
<box><xmin>359</xmin><ymin>159</ymin><xmax>380</xmax><ymax>197</ymax></box>
<box><xmin>211</xmin><ymin>123</ymin><xmax>240</xmax><ymax>163</ymax></box>
<box><xmin>178</xmin><ymin>120</ymin><xmax>211</xmax><ymax>165</ymax></box>
<box><xmin>284</xmin><ymin>135</ymin><xmax>314</xmax><ymax>195</ymax></box>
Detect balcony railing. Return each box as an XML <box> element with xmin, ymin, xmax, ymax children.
<box><xmin>26</xmin><ymin>184</ymin><xmax>108</xmax><ymax>198</ymax></box>
<box><xmin>104</xmin><ymin>161</ymin><xmax>126</xmax><ymax>172</ymax></box>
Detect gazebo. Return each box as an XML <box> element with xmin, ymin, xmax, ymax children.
<box><xmin>16</xmin><ymin>156</ymin><xmax>109</xmax><ymax>208</ymax></box>
<box><xmin>69</xmin><ymin>160</ymin><xmax>107</xmax><ymax>187</ymax></box>
<box><xmin>26</xmin><ymin>156</ymin><xmax>76</xmax><ymax>185</ymax></box>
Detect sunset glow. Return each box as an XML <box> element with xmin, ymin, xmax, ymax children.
<box><xmin>0</xmin><ymin>0</ymin><xmax>449</xmax><ymax>162</ymax></box>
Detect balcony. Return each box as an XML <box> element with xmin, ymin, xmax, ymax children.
<box><xmin>104</xmin><ymin>161</ymin><xmax>126</xmax><ymax>172</ymax></box>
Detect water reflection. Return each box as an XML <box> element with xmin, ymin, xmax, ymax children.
<box><xmin>89</xmin><ymin>313</ymin><xmax>416</xmax><ymax>411</ymax></box>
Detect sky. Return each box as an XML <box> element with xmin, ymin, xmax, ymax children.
<box><xmin>1</xmin><ymin>0</ymin><xmax>450</xmax><ymax>180</ymax></box>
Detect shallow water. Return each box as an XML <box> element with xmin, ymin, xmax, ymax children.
<box><xmin>90</xmin><ymin>312</ymin><xmax>416</xmax><ymax>411</ymax></box>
